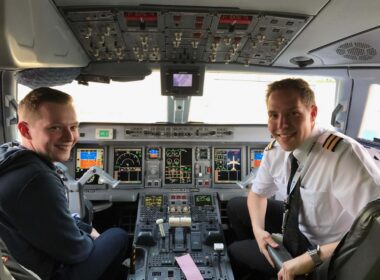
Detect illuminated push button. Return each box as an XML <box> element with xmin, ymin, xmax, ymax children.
<box><xmin>170</xmin><ymin>206</ymin><xmax>176</xmax><ymax>213</ymax></box>
<box><xmin>95</xmin><ymin>128</ymin><xmax>114</xmax><ymax>139</ymax></box>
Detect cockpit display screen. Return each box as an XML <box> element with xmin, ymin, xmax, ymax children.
<box><xmin>144</xmin><ymin>195</ymin><xmax>163</xmax><ymax>207</ymax></box>
<box><xmin>173</xmin><ymin>73</ymin><xmax>193</xmax><ymax>87</ymax></box>
<box><xmin>164</xmin><ymin>148</ymin><xmax>192</xmax><ymax>184</ymax></box>
<box><xmin>75</xmin><ymin>148</ymin><xmax>104</xmax><ymax>184</ymax></box>
<box><xmin>194</xmin><ymin>195</ymin><xmax>212</xmax><ymax>207</ymax></box>
<box><xmin>214</xmin><ymin>148</ymin><xmax>241</xmax><ymax>183</ymax></box>
<box><xmin>113</xmin><ymin>148</ymin><xmax>143</xmax><ymax>184</ymax></box>
<box><xmin>250</xmin><ymin>149</ymin><xmax>263</xmax><ymax>171</ymax></box>
<box><xmin>146</xmin><ymin>147</ymin><xmax>161</xmax><ymax>160</ymax></box>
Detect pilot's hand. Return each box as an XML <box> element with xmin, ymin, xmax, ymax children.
<box><xmin>90</xmin><ymin>228</ymin><xmax>100</xmax><ymax>240</ymax></box>
<box><xmin>277</xmin><ymin>253</ymin><xmax>314</xmax><ymax>280</ymax></box>
<box><xmin>255</xmin><ymin>229</ymin><xmax>278</xmax><ymax>268</ymax></box>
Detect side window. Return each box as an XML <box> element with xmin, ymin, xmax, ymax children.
<box><xmin>359</xmin><ymin>84</ymin><xmax>380</xmax><ymax>141</ymax></box>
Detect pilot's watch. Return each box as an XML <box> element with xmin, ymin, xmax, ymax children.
<box><xmin>307</xmin><ymin>245</ymin><xmax>322</xmax><ymax>267</ymax></box>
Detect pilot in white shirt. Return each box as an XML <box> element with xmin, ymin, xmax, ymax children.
<box><xmin>227</xmin><ymin>78</ymin><xmax>380</xmax><ymax>280</ymax></box>
<box><xmin>252</xmin><ymin>125</ymin><xmax>380</xmax><ymax>245</ymax></box>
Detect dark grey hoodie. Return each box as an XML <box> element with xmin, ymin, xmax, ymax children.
<box><xmin>0</xmin><ymin>142</ymin><xmax>93</xmax><ymax>280</ymax></box>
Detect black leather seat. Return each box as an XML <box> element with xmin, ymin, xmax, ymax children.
<box><xmin>313</xmin><ymin>199</ymin><xmax>380</xmax><ymax>280</ymax></box>
<box><xmin>0</xmin><ymin>238</ymin><xmax>41</xmax><ymax>280</ymax></box>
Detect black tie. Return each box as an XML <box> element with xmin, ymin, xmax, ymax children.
<box><xmin>283</xmin><ymin>154</ymin><xmax>311</xmax><ymax>257</ymax></box>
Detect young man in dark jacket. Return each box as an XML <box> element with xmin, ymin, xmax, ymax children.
<box><xmin>0</xmin><ymin>87</ymin><xmax>128</xmax><ymax>280</ymax></box>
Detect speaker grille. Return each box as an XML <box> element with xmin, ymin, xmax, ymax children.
<box><xmin>336</xmin><ymin>42</ymin><xmax>377</xmax><ymax>61</ymax></box>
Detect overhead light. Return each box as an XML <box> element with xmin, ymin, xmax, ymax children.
<box><xmin>290</xmin><ymin>56</ymin><xmax>314</xmax><ymax>67</ymax></box>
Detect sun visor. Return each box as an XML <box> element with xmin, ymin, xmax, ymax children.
<box><xmin>15</xmin><ymin>68</ymin><xmax>81</xmax><ymax>89</ymax></box>
<box><xmin>78</xmin><ymin>62</ymin><xmax>152</xmax><ymax>84</ymax></box>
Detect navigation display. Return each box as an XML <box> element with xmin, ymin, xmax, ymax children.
<box><xmin>75</xmin><ymin>148</ymin><xmax>104</xmax><ymax>184</ymax></box>
<box><xmin>214</xmin><ymin>148</ymin><xmax>241</xmax><ymax>183</ymax></box>
<box><xmin>194</xmin><ymin>195</ymin><xmax>212</xmax><ymax>206</ymax></box>
<box><xmin>144</xmin><ymin>195</ymin><xmax>163</xmax><ymax>207</ymax></box>
<box><xmin>164</xmin><ymin>148</ymin><xmax>192</xmax><ymax>185</ymax></box>
<box><xmin>113</xmin><ymin>148</ymin><xmax>143</xmax><ymax>184</ymax></box>
<box><xmin>250</xmin><ymin>149</ymin><xmax>264</xmax><ymax>171</ymax></box>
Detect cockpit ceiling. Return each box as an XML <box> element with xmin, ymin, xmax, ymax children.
<box><xmin>59</xmin><ymin>6</ymin><xmax>311</xmax><ymax>66</ymax></box>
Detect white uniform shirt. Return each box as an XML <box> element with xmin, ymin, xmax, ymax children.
<box><xmin>252</xmin><ymin>126</ymin><xmax>380</xmax><ymax>245</ymax></box>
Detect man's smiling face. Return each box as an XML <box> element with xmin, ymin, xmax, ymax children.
<box><xmin>267</xmin><ymin>89</ymin><xmax>317</xmax><ymax>151</ymax></box>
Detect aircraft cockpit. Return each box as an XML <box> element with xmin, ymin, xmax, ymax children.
<box><xmin>1</xmin><ymin>0</ymin><xmax>380</xmax><ymax>279</ymax></box>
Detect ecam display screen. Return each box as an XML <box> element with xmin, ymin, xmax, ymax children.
<box><xmin>173</xmin><ymin>73</ymin><xmax>193</xmax><ymax>87</ymax></box>
<box><xmin>164</xmin><ymin>148</ymin><xmax>192</xmax><ymax>185</ymax></box>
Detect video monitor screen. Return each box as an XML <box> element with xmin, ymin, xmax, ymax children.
<box><xmin>75</xmin><ymin>148</ymin><xmax>105</xmax><ymax>184</ymax></box>
<box><xmin>250</xmin><ymin>149</ymin><xmax>264</xmax><ymax>171</ymax></box>
<box><xmin>161</xmin><ymin>65</ymin><xmax>204</xmax><ymax>96</ymax></box>
<box><xmin>113</xmin><ymin>148</ymin><xmax>143</xmax><ymax>184</ymax></box>
<box><xmin>214</xmin><ymin>148</ymin><xmax>241</xmax><ymax>183</ymax></box>
<box><xmin>173</xmin><ymin>73</ymin><xmax>193</xmax><ymax>87</ymax></box>
<box><xmin>164</xmin><ymin>148</ymin><xmax>192</xmax><ymax>185</ymax></box>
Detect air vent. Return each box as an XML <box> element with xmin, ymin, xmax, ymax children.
<box><xmin>336</xmin><ymin>42</ymin><xmax>376</xmax><ymax>61</ymax></box>
<box><xmin>309</xmin><ymin>26</ymin><xmax>380</xmax><ymax>65</ymax></box>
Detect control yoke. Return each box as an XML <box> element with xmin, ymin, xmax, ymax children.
<box><xmin>236</xmin><ymin>170</ymin><xmax>256</xmax><ymax>189</ymax></box>
<box><xmin>55</xmin><ymin>163</ymin><xmax>120</xmax><ymax>218</ymax></box>
<box><xmin>77</xmin><ymin>166</ymin><xmax>119</xmax><ymax>188</ymax></box>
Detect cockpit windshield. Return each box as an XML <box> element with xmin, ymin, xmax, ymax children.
<box><xmin>18</xmin><ymin>71</ymin><xmax>336</xmax><ymax>125</ymax></box>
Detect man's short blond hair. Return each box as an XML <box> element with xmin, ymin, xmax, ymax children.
<box><xmin>18</xmin><ymin>87</ymin><xmax>73</xmax><ymax>122</ymax></box>
<box><xmin>266</xmin><ymin>78</ymin><xmax>316</xmax><ymax>108</ymax></box>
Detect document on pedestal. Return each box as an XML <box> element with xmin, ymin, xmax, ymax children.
<box><xmin>175</xmin><ymin>254</ymin><xmax>204</xmax><ymax>280</ymax></box>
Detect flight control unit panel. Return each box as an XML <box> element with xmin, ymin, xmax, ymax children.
<box><xmin>128</xmin><ymin>192</ymin><xmax>234</xmax><ymax>280</ymax></box>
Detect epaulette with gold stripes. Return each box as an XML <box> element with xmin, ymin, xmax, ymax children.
<box><xmin>322</xmin><ymin>133</ymin><xmax>343</xmax><ymax>152</ymax></box>
<box><xmin>265</xmin><ymin>139</ymin><xmax>276</xmax><ymax>151</ymax></box>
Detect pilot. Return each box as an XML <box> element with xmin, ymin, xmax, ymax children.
<box><xmin>227</xmin><ymin>78</ymin><xmax>380</xmax><ymax>280</ymax></box>
<box><xmin>0</xmin><ymin>87</ymin><xmax>129</xmax><ymax>280</ymax></box>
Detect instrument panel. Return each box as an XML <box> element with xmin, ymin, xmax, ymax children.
<box><xmin>66</xmin><ymin>124</ymin><xmax>269</xmax><ymax>190</ymax></box>
<box><xmin>72</xmin><ymin>145</ymin><xmax>264</xmax><ymax>189</ymax></box>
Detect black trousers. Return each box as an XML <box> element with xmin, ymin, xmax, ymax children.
<box><xmin>53</xmin><ymin>228</ymin><xmax>129</xmax><ymax>280</ymax></box>
<box><xmin>227</xmin><ymin>196</ymin><xmax>283</xmax><ymax>279</ymax></box>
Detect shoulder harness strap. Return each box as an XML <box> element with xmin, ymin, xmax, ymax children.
<box><xmin>322</xmin><ymin>133</ymin><xmax>344</xmax><ymax>152</ymax></box>
<box><xmin>265</xmin><ymin>139</ymin><xmax>276</xmax><ymax>151</ymax></box>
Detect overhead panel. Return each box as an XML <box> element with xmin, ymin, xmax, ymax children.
<box><xmin>61</xmin><ymin>6</ymin><xmax>310</xmax><ymax>66</ymax></box>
